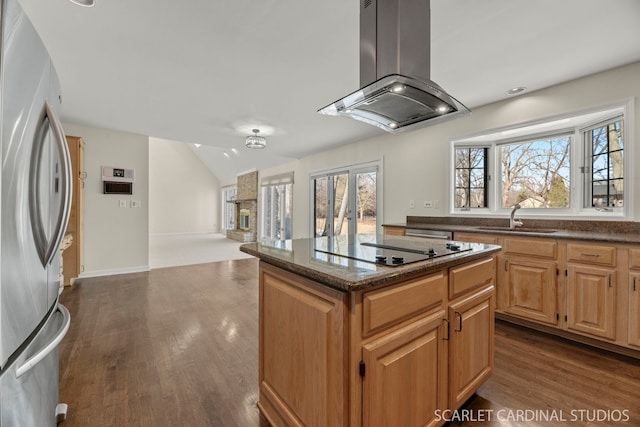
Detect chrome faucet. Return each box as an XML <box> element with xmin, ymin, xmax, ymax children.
<box><xmin>510</xmin><ymin>203</ymin><xmax>523</xmax><ymax>229</ymax></box>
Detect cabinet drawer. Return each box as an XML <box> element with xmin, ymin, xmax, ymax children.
<box><xmin>503</xmin><ymin>238</ymin><xmax>556</xmax><ymax>259</ymax></box>
<box><xmin>455</xmin><ymin>232</ymin><xmax>499</xmax><ymax>245</ymax></box>
<box><xmin>567</xmin><ymin>243</ymin><xmax>616</xmax><ymax>266</ymax></box>
<box><xmin>630</xmin><ymin>248</ymin><xmax>640</xmax><ymax>269</ymax></box>
<box><xmin>363</xmin><ymin>272</ymin><xmax>445</xmax><ymax>336</ymax></box>
<box><xmin>449</xmin><ymin>257</ymin><xmax>495</xmax><ymax>300</ymax></box>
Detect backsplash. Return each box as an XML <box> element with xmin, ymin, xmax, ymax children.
<box><xmin>406</xmin><ymin>216</ymin><xmax>640</xmax><ymax>235</ymax></box>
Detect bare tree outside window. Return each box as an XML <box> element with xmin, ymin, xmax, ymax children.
<box><xmin>455</xmin><ymin>148</ymin><xmax>487</xmax><ymax>208</ymax></box>
<box><xmin>500</xmin><ymin>136</ymin><xmax>571</xmax><ymax>208</ymax></box>
<box><xmin>587</xmin><ymin>120</ymin><xmax>624</xmax><ymax>207</ymax></box>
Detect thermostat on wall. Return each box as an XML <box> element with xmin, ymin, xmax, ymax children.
<box><xmin>102</xmin><ymin>166</ymin><xmax>135</xmax><ymax>183</ymax></box>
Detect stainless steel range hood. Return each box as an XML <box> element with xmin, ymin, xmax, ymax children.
<box><xmin>318</xmin><ymin>0</ymin><xmax>470</xmax><ymax>133</ymax></box>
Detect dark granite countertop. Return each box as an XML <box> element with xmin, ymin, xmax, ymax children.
<box><xmin>240</xmin><ymin>234</ymin><xmax>500</xmax><ymax>292</ymax></box>
<box><xmin>384</xmin><ymin>217</ymin><xmax>640</xmax><ymax>244</ymax></box>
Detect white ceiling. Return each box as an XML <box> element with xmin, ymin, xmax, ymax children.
<box><xmin>18</xmin><ymin>0</ymin><xmax>640</xmax><ymax>183</ymax></box>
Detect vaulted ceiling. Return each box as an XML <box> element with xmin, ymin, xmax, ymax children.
<box><xmin>19</xmin><ymin>0</ymin><xmax>640</xmax><ymax>182</ymax></box>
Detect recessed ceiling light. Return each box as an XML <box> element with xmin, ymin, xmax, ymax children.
<box><xmin>436</xmin><ymin>106</ymin><xmax>449</xmax><ymax>113</ymax></box>
<box><xmin>506</xmin><ymin>86</ymin><xmax>527</xmax><ymax>95</ymax></box>
<box><xmin>194</xmin><ymin>144</ymin><xmax>201</xmax><ymax>148</ymax></box>
<box><xmin>231</xmin><ymin>148</ymin><xmax>239</xmax><ymax>154</ymax></box>
<box><xmin>68</xmin><ymin>0</ymin><xmax>95</xmax><ymax>7</ymax></box>
<box><xmin>223</xmin><ymin>151</ymin><xmax>230</xmax><ymax>158</ymax></box>
<box><xmin>391</xmin><ymin>85</ymin><xmax>405</xmax><ymax>93</ymax></box>
<box><xmin>388</xmin><ymin>122</ymin><xmax>398</xmax><ymax>129</ymax></box>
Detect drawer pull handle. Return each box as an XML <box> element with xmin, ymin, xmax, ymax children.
<box><xmin>504</xmin><ymin>260</ymin><xmax>508</xmax><ymax>271</ymax></box>
<box><xmin>580</xmin><ymin>253</ymin><xmax>600</xmax><ymax>257</ymax></box>
<box><xmin>608</xmin><ymin>275</ymin><xmax>612</xmax><ymax>288</ymax></box>
<box><xmin>455</xmin><ymin>311</ymin><xmax>463</xmax><ymax>332</ymax></box>
<box><xmin>443</xmin><ymin>318</ymin><xmax>450</xmax><ymax>340</ymax></box>
<box><xmin>633</xmin><ymin>277</ymin><xmax>637</xmax><ymax>292</ymax></box>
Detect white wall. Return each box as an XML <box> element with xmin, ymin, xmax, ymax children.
<box><xmin>63</xmin><ymin>123</ymin><xmax>150</xmax><ymax>276</ymax></box>
<box><xmin>258</xmin><ymin>62</ymin><xmax>640</xmax><ymax>239</ymax></box>
<box><xmin>149</xmin><ymin>138</ymin><xmax>220</xmax><ymax>234</ymax></box>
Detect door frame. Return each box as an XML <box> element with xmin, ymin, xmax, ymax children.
<box><xmin>309</xmin><ymin>159</ymin><xmax>383</xmax><ymax>237</ymax></box>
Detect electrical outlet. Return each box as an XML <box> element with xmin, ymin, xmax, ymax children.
<box><xmin>409</xmin><ymin>199</ymin><xmax>415</xmax><ymax>209</ymax></box>
<box><xmin>119</xmin><ymin>200</ymin><xmax>127</xmax><ymax>208</ymax></box>
<box><xmin>424</xmin><ymin>200</ymin><xmax>433</xmax><ymax>208</ymax></box>
<box><xmin>131</xmin><ymin>200</ymin><xmax>141</xmax><ymax>208</ymax></box>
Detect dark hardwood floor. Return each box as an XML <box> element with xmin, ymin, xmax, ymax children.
<box><xmin>59</xmin><ymin>259</ymin><xmax>640</xmax><ymax>426</ymax></box>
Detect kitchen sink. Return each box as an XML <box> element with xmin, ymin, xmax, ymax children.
<box><xmin>476</xmin><ymin>226</ymin><xmax>557</xmax><ymax>233</ymax></box>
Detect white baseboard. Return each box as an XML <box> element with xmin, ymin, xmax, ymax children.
<box><xmin>79</xmin><ymin>265</ymin><xmax>151</xmax><ymax>279</ymax></box>
<box><xmin>149</xmin><ymin>230</ymin><xmax>221</xmax><ymax>237</ymax></box>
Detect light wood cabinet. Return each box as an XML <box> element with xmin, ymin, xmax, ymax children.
<box><xmin>502</xmin><ymin>257</ymin><xmax>558</xmax><ymax>325</ymax></box>
<box><xmin>454</xmin><ymin>232</ymin><xmax>499</xmax><ymax>245</ymax></box>
<box><xmin>566</xmin><ymin>265</ymin><xmax>616</xmax><ymax>340</ymax></box>
<box><xmin>257</xmin><ymin>253</ymin><xmax>496</xmax><ymax>427</ymax></box>
<box><xmin>383</xmin><ymin>226</ymin><xmax>406</xmax><ymax>236</ymax></box>
<box><xmin>630</xmin><ymin>272</ymin><xmax>640</xmax><ymax>347</ymax></box>
<box><xmin>628</xmin><ymin>248</ymin><xmax>640</xmax><ymax>347</ymax></box>
<box><xmin>259</xmin><ymin>263</ymin><xmax>348</xmax><ymax>427</ymax></box>
<box><xmin>362</xmin><ymin>311</ymin><xmax>447</xmax><ymax>427</ymax></box>
<box><xmin>566</xmin><ymin>242</ymin><xmax>618</xmax><ymax>341</ymax></box>
<box><xmin>448</xmin><ymin>285</ymin><xmax>494</xmax><ymax>409</ymax></box>
<box><xmin>500</xmin><ymin>237</ymin><xmax>558</xmax><ymax>325</ymax></box>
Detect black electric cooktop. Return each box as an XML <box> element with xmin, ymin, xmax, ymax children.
<box><xmin>313</xmin><ymin>235</ymin><xmax>473</xmax><ymax>267</ymax></box>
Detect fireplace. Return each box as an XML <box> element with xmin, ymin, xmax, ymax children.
<box><xmin>239</xmin><ymin>209</ymin><xmax>250</xmax><ymax>231</ymax></box>
<box><xmin>226</xmin><ymin>171</ymin><xmax>258</xmax><ymax>243</ymax></box>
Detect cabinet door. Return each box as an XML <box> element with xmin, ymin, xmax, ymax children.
<box><xmin>362</xmin><ymin>311</ymin><xmax>447</xmax><ymax>427</ymax></box>
<box><xmin>630</xmin><ymin>272</ymin><xmax>640</xmax><ymax>347</ymax></box>
<box><xmin>448</xmin><ymin>286</ymin><xmax>494</xmax><ymax>410</ymax></box>
<box><xmin>383</xmin><ymin>226</ymin><xmax>406</xmax><ymax>236</ymax></box>
<box><xmin>502</xmin><ymin>256</ymin><xmax>558</xmax><ymax>325</ymax></box>
<box><xmin>566</xmin><ymin>265</ymin><xmax>616</xmax><ymax>340</ymax></box>
<box><xmin>259</xmin><ymin>264</ymin><xmax>348</xmax><ymax>427</ymax></box>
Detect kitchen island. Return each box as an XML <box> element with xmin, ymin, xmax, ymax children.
<box><xmin>241</xmin><ymin>234</ymin><xmax>500</xmax><ymax>427</ymax></box>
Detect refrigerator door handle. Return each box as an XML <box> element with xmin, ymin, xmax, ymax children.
<box><xmin>29</xmin><ymin>100</ymin><xmax>73</xmax><ymax>266</ymax></box>
<box><xmin>16</xmin><ymin>304</ymin><xmax>71</xmax><ymax>378</ymax></box>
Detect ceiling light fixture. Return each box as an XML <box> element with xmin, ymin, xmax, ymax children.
<box><xmin>68</xmin><ymin>0</ymin><xmax>95</xmax><ymax>7</ymax></box>
<box><xmin>245</xmin><ymin>129</ymin><xmax>266</xmax><ymax>149</ymax></box>
<box><xmin>506</xmin><ymin>86</ymin><xmax>527</xmax><ymax>95</ymax></box>
<box><xmin>194</xmin><ymin>143</ymin><xmax>201</xmax><ymax>148</ymax></box>
<box><xmin>223</xmin><ymin>151</ymin><xmax>230</xmax><ymax>158</ymax></box>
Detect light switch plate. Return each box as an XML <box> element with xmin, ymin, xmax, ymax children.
<box><xmin>119</xmin><ymin>200</ymin><xmax>127</xmax><ymax>208</ymax></box>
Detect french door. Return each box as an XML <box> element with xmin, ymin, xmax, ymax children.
<box><xmin>311</xmin><ymin>161</ymin><xmax>381</xmax><ymax>237</ymax></box>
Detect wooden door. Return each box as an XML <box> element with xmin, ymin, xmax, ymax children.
<box><xmin>448</xmin><ymin>286</ymin><xmax>494</xmax><ymax>410</ymax></box>
<box><xmin>503</xmin><ymin>256</ymin><xmax>558</xmax><ymax>325</ymax></box>
<box><xmin>566</xmin><ymin>265</ymin><xmax>616</xmax><ymax>339</ymax></box>
<box><xmin>62</xmin><ymin>135</ymin><xmax>84</xmax><ymax>286</ymax></box>
<box><xmin>362</xmin><ymin>311</ymin><xmax>447</xmax><ymax>427</ymax></box>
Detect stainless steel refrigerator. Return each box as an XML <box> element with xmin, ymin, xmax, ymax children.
<box><xmin>0</xmin><ymin>0</ymin><xmax>73</xmax><ymax>425</ymax></box>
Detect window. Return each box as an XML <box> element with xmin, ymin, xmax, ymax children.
<box><xmin>499</xmin><ymin>135</ymin><xmax>571</xmax><ymax>208</ymax></box>
<box><xmin>584</xmin><ymin>119</ymin><xmax>624</xmax><ymax>208</ymax></box>
<box><xmin>260</xmin><ymin>173</ymin><xmax>293</xmax><ymax>241</ymax></box>
<box><xmin>450</xmin><ymin>103</ymin><xmax>630</xmax><ymax>217</ymax></box>
<box><xmin>221</xmin><ymin>186</ymin><xmax>237</xmax><ymax>230</ymax></box>
<box><xmin>454</xmin><ymin>147</ymin><xmax>488</xmax><ymax>209</ymax></box>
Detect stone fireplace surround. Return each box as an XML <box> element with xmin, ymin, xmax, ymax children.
<box><xmin>226</xmin><ymin>171</ymin><xmax>258</xmax><ymax>242</ymax></box>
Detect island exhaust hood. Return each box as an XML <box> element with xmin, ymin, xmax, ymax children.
<box><xmin>318</xmin><ymin>0</ymin><xmax>470</xmax><ymax>133</ymax></box>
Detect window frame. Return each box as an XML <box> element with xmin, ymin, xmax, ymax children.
<box><xmin>449</xmin><ymin>100</ymin><xmax>634</xmax><ymax>219</ymax></box>
<box><xmin>260</xmin><ymin>173</ymin><xmax>294</xmax><ymax>241</ymax></box>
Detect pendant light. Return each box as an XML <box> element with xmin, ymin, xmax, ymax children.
<box><xmin>245</xmin><ymin>129</ymin><xmax>266</xmax><ymax>149</ymax></box>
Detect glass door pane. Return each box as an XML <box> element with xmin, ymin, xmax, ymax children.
<box><xmin>332</xmin><ymin>174</ymin><xmax>349</xmax><ymax>235</ymax></box>
<box><xmin>314</xmin><ymin>176</ymin><xmax>329</xmax><ymax>237</ymax></box>
<box><xmin>356</xmin><ymin>171</ymin><xmax>377</xmax><ymax>234</ymax></box>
